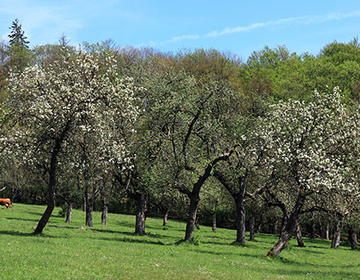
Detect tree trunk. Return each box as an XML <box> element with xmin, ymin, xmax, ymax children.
<box><xmin>100</xmin><ymin>179</ymin><xmax>108</xmax><ymax>226</ymax></box>
<box><xmin>183</xmin><ymin>152</ymin><xmax>232</xmax><ymax>242</ymax></box>
<box><xmin>34</xmin><ymin>200</ymin><xmax>55</xmax><ymax>234</ymax></box>
<box><xmin>235</xmin><ymin>196</ymin><xmax>246</xmax><ymax>245</ymax></box>
<box><xmin>85</xmin><ymin>183</ymin><xmax>93</xmax><ymax>227</ymax></box>
<box><xmin>348</xmin><ymin>226</ymin><xmax>358</xmax><ymax>250</ymax></box>
<box><xmin>256</xmin><ymin>216</ymin><xmax>262</xmax><ymax>233</ymax></box>
<box><xmin>163</xmin><ymin>209</ymin><xmax>169</xmax><ymax>227</ymax></box>
<box><xmin>195</xmin><ymin>217</ymin><xmax>201</xmax><ymax>230</ymax></box>
<box><xmin>266</xmin><ymin>194</ymin><xmax>305</xmax><ymax>257</ymax></box>
<box><xmin>331</xmin><ymin>220</ymin><xmax>343</xmax><ymax>248</ymax></box>
<box><xmin>65</xmin><ymin>203</ymin><xmax>72</xmax><ymax>224</ymax></box>
<box><xmin>83</xmin><ymin>196</ymin><xmax>86</xmax><ymax>212</ymax></box>
<box><xmin>295</xmin><ymin>221</ymin><xmax>305</xmax><ymax>247</ymax></box>
<box><xmin>212</xmin><ymin>212</ymin><xmax>217</xmax><ymax>232</ymax></box>
<box><xmin>310</xmin><ymin>213</ymin><xmax>316</xmax><ymax>238</ymax></box>
<box><xmin>34</xmin><ymin>140</ymin><xmax>60</xmax><ymax>234</ymax></box>
<box><xmin>267</xmin><ymin>216</ymin><xmax>298</xmax><ymax>256</ymax></box>
<box><xmin>249</xmin><ymin>215</ymin><xmax>255</xmax><ymax>241</ymax></box>
<box><xmin>85</xmin><ymin>200</ymin><xmax>93</xmax><ymax>227</ymax></box>
<box><xmin>214</xmin><ymin>170</ymin><xmax>247</xmax><ymax>244</ymax></box>
<box><xmin>101</xmin><ymin>205</ymin><xmax>108</xmax><ymax>226</ymax></box>
<box><xmin>325</xmin><ymin>224</ymin><xmax>330</xmax><ymax>240</ymax></box>
<box><xmin>33</xmin><ymin>121</ymin><xmax>71</xmax><ymax>234</ymax></box>
<box><xmin>184</xmin><ymin>193</ymin><xmax>200</xmax><ymax>241</ymax></box>
<box><xmin>135</xmin><ymin>192</ymin><xmax>147</xmax><ymax>235</ymax></box>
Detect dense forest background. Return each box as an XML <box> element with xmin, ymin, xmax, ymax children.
<box><xmin>1</xmin><ymin>19</ymin><xmax>360</xmax><ymax>256</ymax></box>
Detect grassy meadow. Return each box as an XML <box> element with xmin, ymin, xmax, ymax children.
<box><xmin>0</xmin><ymin>203</ymin><xmax>359</xmax><ymax>279</ymax></box>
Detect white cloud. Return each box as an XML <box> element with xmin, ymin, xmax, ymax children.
<box><xmin>149</xmin><ymin>10</ymin><xmax>360</xmax><ymax>47</ymax></box>
<box><xmin>148</xmin><ymin>34</ymin><xmax>200</xmax><ymax>47</ymax></box>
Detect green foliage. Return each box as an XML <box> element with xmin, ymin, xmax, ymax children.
<box><xmin>241</xmin><ymin>39</ymin><xmax>360</xmax><ymax>104</ymax></box>
<box><xmin>7</xmin><ymin>19</ymin><xmax>32</xmax><ymax>73</ymax></box>
<box><xmin>2</xmin><ymin>36</ymin><xmax>360</xmax><ymax>256</ymax></box>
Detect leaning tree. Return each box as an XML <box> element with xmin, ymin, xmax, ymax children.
<box><xmin>1</xmin><ymin>46</ymin><xmax>139</xmax><ymax>233</ymax></box>
<box><xmin>259</xmin><ymin>87</ymin><xmax>359</xmax><ymax>256</ymax></box>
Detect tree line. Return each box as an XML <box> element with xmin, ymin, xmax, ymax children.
<box><xmin>0</xmin><ymin>19</ymin><xmax>360</xmax><ymax>257</ymax></box>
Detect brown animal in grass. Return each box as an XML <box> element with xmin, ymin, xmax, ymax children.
<box><xmin>0</xmin><ymin>198</ymin><xmax>12</xmax><ymax>210</ymax></box>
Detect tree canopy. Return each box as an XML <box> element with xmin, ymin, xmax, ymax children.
<box><xmin>1</xmin><ymin>21</ymin><xmax>360</xmax><ymax>257</ymax></box>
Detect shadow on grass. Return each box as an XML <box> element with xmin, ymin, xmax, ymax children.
<box><xmin>44</xmin><ymin>223</ymin><xmax>179</xmax><ymax>246</ymax></box>
<box><xmin>0</xmin><ymin>228</ymin><xmax>168</xmax><ymax>246</ymax></box>
<box><xmin>266</xmin><ymin>253</ymin><xmax>360</xmax><ymax>270</ymax></box>
<box><xmin>0</xmin><ymin>230</ymin><xmax>36</xmax><ymax>237</ymax></box>
<box><xmin>192</xmin><ymin>247</ymin><xmax>265</xmax><ymax>260</ymax></box>
<box><xmin>91</xmin><ymin>227</ymin><xmax>176</xmax><ymax>241</ymax></box>
<box><xmin>115</xmin><ymin>220</ymin><xmax>187</xmax><ymax>234</ymax></box>
<box><xmin>5</xmin><ymin>217</ymin><xmax>41</xmax><ymax>223</ymax></box>
<box><xmin>200</xmin><ymin>239</ymin><xmax>268</xmax><ymax>247</ymax></box>
<box><xmin>95</xmin><ymin>235</ymin><xmax>167</xmax><ymax>246</ymax></box>
<box><xmin>24</xmin><ymin>211</ymin><xmax>45</xmax><ymax>216</ymax></box>
<box><xmin>271</xmin><ymin>267</ymin><xmax>360</xmax><ymax>279</ymax></box>
<box><xmin>292</xmin><ymin>248</ymin><xmax>325</xmax><ymax>255</ymax></box>
<box><xmin>306</xmin><ymin>241</ymin><xmax>350</xmax><ymax>250</ymax></box>
<box><xmin>207</xmin><ymin>234</ymin><xmax>238</xmax><ymax>241</ymax></box>
<box><xmin>0</xmin><ymin>230</ymin><xmax>57</xmax><ymax>239</ymax></box>
<box><xmin>199</xmin><ymin>240</ymin><xmax>234</xmax><ymax>246</ymax></box>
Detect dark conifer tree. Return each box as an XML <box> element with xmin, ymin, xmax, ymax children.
<box><xmin>7</xmin><ymin>19</ymin><xmax>31</xmax><ymax>74</ymax></box>
<box><xmin>8</xmin><ymin>19</ymin><xmax>29</xmax><ymax>48</ymax></box>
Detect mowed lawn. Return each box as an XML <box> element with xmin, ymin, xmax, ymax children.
<box><xmin>0</xmin><ymin>203</ymin><xmax>359</xmax><ymax>279</ymax></box>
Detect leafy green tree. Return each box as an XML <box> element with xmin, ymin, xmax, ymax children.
<box><xmin>213</xmin><ymin>129</ymin><xmax>270</xmax><ymax>244</ymax></box>
<box><xmin>1</xmin><ymin>46</ymin><xmax>139</xmax><ymax>233</ymax></box>
<box><xmin>260</xmin><ymin>88</ymin><xmax>359</xmax><ymax>256</ymax></box>
<box><xmin>247</xmin><ymin>45</ymin><xmax>293</xmax><ymax>70</ymax></box>
<box><xmin>125</xmin><ymin>50</ymin><xmax>239</xmax><ymax>240</ymax></box>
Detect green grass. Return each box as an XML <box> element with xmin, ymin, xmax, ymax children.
<box><xmin>0</xmin><ymin>204</ymin><xmax>359</xmax><ymax>279</ymax></box>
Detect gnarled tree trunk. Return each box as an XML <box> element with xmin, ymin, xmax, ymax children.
<box><xmin>184</xmin><ymin>151</ymin><xmax>233</xmax><ymax>242</ymax></box>
<box><xmin>348</xmin><ymin>225</ymin><xmax>358</xmax><ymax>250</ymax></box>
<box><xmin>85</xmin><ymin>199</ymin><xmax>93</xmax><ymax>227</ymax></box>
<box><xmin>85</xmin><ymin>182</ymin><xmax>94</xmax><ymax>227</ymax></box>
<box><xmin>331</xmin><ymin>219</ymin><xmax>343</xmax><ymax>248</ymax></box>
<box><xmin>266</xmin><ymin>194</ymin><xmax>305</xmax><ymax>257</ymax></box>
<box><xmin>214</xmin><ymin>171</ymin><xmax>246</xmax><ymax>244</ymax></box>
<box><xmin>267</xmin><ymin>216</ymin><xmax>298</xmax><ymax>256</ymax></box>
<box><xmin>65</xmin><ymin>203</ymin><xmax>72</xmax><ymax>224</ymax></box>
<box><xmin>34</xmin><ymin>199</ymin><xmax>55</xmax><ymax>234</ymax></box>
<box><xmin>83</xmin><ymin>196</ymin><xmax>86</xmax><ymax>212</ymax></box>
<box><xmin>212</xmin><ymin>212</ymin><xmax>217</xmax><ymax>232</ymax></box>
<box><xmin>235</xmin><ymin>195</ymin><xmax>246</xmax><ymax>244</ymax></box>
<box><xmin>100</xmin><ymin>179</ymin><xmax>108</xmax><ymax>226</ymax></box>
<box><xmin>163</xmin><ymin>209</ymin><xmax>169</xmax><ymax>227</ymax></box>
<box><xmin>135</xmin><ymin>192</ymin><xmax>147</xmax><ymax>235</ymax></box>
<box><xmin>295</xmin><ymin>221</ymin><xmax>305</xmax><ymax>247</ymax></box>
<box><xmin>325</xmin><ymin>224</ymin><xmax>330</xmax><ymax>240</ymax></box>
<box><xmin>101</xmin><ymin>205</ymin><xmax>108</xmax><ymax>226</ymax></box>
<box><xmin>249</xmin><ymin>215</ymin><xmax>255</xmax><ymax>241</ymax></box>
<box><xmin>185</xmin><ymin>192</ymin><xmax>200</xmax><ymax>241</ymax></box>
<box><xmin>34</xmin><ymin>138</ymin><xmax>62</xmax><ymax>234</ymax></box>
<box><xmin>310</xmin><ymin>213</ymin><xmax>316</xmax><ymax>238</ymax></box>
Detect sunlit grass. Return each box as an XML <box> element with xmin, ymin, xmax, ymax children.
<box><xmin>0</xmin><ymin>203</ymin><xmax>358</xmax><ymax>279</ymax></box>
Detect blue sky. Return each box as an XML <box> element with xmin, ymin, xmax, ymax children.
<box><xmin>1</xmin><ymin>0</ymin><xmax>360</xmax><ymax>60</ymax></box>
